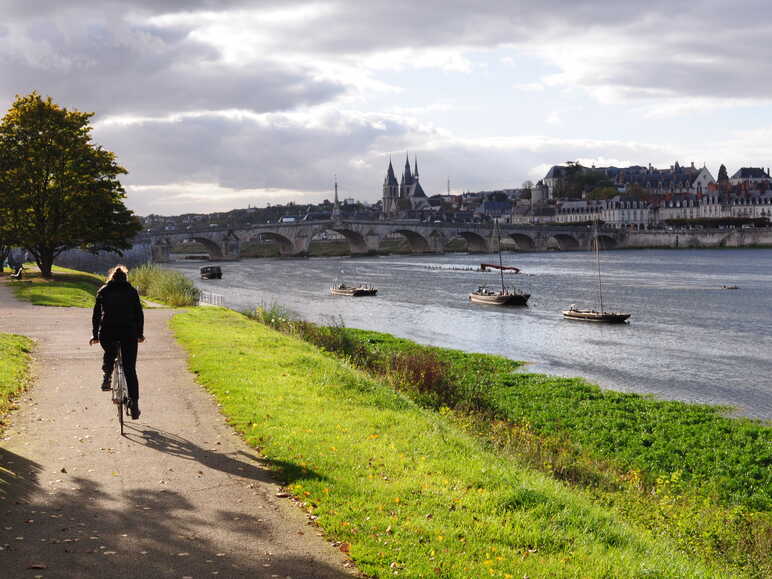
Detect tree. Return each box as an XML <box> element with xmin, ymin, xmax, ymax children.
<box><xmin>0</xmin><ymin>93</ymin><xmax>141</xmax><ymax>278</ymax></box>
<box><xmin>717</xmin><ymin>164</ymin><xmax>730</xmax><ymax>193</ymax></box>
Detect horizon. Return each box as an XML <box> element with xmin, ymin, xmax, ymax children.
<box><xmin>4</xmin><ymin>2</ymin><xmax>772</xmax><ymax>215</ymax></box>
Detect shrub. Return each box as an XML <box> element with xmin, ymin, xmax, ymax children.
<box><xmin>388</xmin><ymin>350</ymin><xmax>457</xmax><ymax>408</ymax></box>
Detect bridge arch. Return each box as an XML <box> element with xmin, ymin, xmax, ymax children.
<box><xmin>592</xmin><ymin>234</ymin><xmax>617</xmax><ymax>250</ymax></box>
<box><xmin>186</xmin><ymin>237</ymin><xmax>224</xmax><ymax>259</ymax></box>
<box><xmin>256</xmin><ymin>232</ymin><xmax>295</xmax><ymax>255</ymax></box>
<box><xmin>329</xmin><ymin>228</ymin><xmax>369</xmax><ymax>254</ymax></box>
<box><xmin>391</xmin><ymin>229</ymin><xmax>430</xmax><ymax>252</ymax></box>
<box><xmin>546</xmin><ymin>234</ymin><xmax>580</xmax><ymax>251</ymax></box>
<box><xmin>455</xmin><ymin>231</ymin><xmax>490</xmax><ymax>253</ymax></box>
<box><xmin>507</xmin><ymin>233</ymin><xmax>535</xmax><ymax>250</ymax></box>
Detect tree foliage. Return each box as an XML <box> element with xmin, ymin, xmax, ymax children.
<box><xmin>717</xmin><ymin>164</ymin><xmax>729</xmax><ymax>182</ymax></box>
<box><xmin>553</xmin><ymin>163</ymin><xmax>615</xmax><ymax>199</ymax></box>
<box><xmin>0</xmin><ymin>93</ymin><xmax>140</xmax><ymax>277</ymax></box>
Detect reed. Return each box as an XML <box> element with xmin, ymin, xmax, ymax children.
<box><xmin>128</xmin><ymin>264</ymin><xmax>200</xmax><ymax>307</ymax></box>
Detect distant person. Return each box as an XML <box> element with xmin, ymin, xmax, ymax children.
<box><xmin>89</xmin><ymin>265</ymin><xmax>145</xmax><ymax>419</ymax></box>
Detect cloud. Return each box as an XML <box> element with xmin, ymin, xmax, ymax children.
<box><xmin>94</xmin><ymin>104</ymin><xmax>679</xmax><ymax>214</ymax></box>
<box><xmin>127</xmin><ymin>182</ymin><xmax>316</xmax><ymax>213</ymax></box>
<box><xmin>513</xmin><ymin>82</ymin><xmax>544</xmax><ymax>92</ymax></box>
<box><xmin>4</xmin><ymin>1</ymin><xmax>772</xmax><ymax>215</ymax></box>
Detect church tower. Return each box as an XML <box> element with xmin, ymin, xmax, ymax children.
<box><xmin>382</xmin><ymin>157</ymin><xmax>399</xmax><ymax>217</ymax></box>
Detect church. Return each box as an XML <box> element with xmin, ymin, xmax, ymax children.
<box><xmin>382</xmin><ymin>155</ymin><xmax>431</xmax><ymax>217</ymax></box>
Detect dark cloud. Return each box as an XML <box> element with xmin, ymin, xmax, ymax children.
<box><xmin>0</xmin><ymin>12</ymin><xmax>343</xmax><ymax>116</ymax></box>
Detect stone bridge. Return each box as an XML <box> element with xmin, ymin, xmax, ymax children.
<box><xmin>143</xmin><ymin>220</ymin><xmax>624</xmax><ymax>261</ymax></box>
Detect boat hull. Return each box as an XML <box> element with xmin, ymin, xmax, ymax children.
<box><xmin>330</xmin><ymin>287</ymin><xmax>378</xmax><ymax>297</ymax></box>
<box><xmin>561</xmin><ymin>309</ymin><xmax>630</xmax><ymax>323</ymax></box>
<box><xmin>469</xmin><ymin>292</ymin><xmax>530</xmax><ymax>306</ymax></box>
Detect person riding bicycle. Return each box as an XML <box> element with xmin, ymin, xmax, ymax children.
<box><xmin>89</xmin><ymin>265</ymin><xmax>145</xmax><ymax>419</ymax></box>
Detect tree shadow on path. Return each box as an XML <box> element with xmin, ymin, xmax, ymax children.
<box><xmin>0</xmin><ymin>442</ymin><xmax>351</xmax><ymax>578</ymax></box>
<box><xmin>123</xmin><ymin>424</ymin><xmax>328</xmax><ymax>487</ymax></box>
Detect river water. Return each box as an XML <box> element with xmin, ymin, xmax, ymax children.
<box><xmin>168</xmin><ymin>249</ymin><xmax>772</xmax><ymax>421</ymax></box>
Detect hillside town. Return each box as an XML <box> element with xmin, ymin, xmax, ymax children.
<box><xmin>141</xmin><ymin>157</ymin><xmax>772</xmax><ymax>233</ymax></box>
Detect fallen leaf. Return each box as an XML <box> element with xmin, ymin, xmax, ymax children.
<box><xmin>27</xmin><ymin>563</ymin><xmax>47</xmax><ymax>569</ymax></box>
<box><xmin>339</xmin><ymin>542</ymin><xmax>350</xmax><ymax>553</ymax></box>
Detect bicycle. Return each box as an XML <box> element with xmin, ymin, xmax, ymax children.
<box><xmin>111</xmin><ymin>343</ymin><xmax>129</xmax><ymax>435</ymax></box>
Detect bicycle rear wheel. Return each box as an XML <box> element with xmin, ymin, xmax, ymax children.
<box><xmin>112</xmin><ymin>345</ymin><xmax>128</xmax><ymax>436</ymax></box>
<box><xmin>117</xmin><ymin>396</ymin><xmax>124</xmax><ymax>435</ymax></box>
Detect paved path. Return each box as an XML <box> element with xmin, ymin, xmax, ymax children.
<box><xmin>0</xmin><ymin>283</ymin><xmax>356</xmax><ymax>578</ymax></box>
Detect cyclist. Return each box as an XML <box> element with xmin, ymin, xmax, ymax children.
<box><xmin>89</xmin><ymin>265</ymin><xmax>145</xmax><ymax>419</ymax></box>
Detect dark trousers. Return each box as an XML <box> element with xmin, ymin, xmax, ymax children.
<box><xmin>99</xmin><ymin>328</ymin><xmax>139</xmax><ymax>400</ymax></box>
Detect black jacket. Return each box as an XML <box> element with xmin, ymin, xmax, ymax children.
<box><xmin>92</xmin><ymin>280</ymin><xmax>144</xmax><ymax>340</ymax></box>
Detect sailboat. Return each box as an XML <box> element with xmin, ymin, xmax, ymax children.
<box><xmin>469</xmin><ymin>219</ymin><xmax>530</xmax><ymax>306</ymax></box>
<box><xmin>562</xmin><ymin>224</ymin><xmax>630</xmax><ymax>323</ymax></box>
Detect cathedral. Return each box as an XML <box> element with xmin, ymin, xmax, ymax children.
<box><xmin>382</xmin><ymin>155</ymin><xmax>430</xmax><ymax>217</ymax></box>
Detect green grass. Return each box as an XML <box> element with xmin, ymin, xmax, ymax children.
<box><xmin>251</xmin><ymin>310</ymin><xmax>771</xmax><ymax>576</ymax></box>
<box><xmin>0</xmin><ymin>333</ymin><xmax>34</xmax><ymax>427</ymax></box>
<box><xmin>9</xmin><ymin>265</ymin><xmax>103</xmax><ymax>307</ymax></box>
<box><xmin>171</xmin><ymin>308</ymin><xmax>725</xmax><ymax>578</ymax></box>
<box><xmin>345</xmin><ymin>330</ymin><xmax>772</xmax><ymax>510</ymax></box>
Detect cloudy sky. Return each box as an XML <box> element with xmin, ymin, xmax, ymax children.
<box><xmin>3</xmin><ymin>0</ymin><xmax>772</xmax><ymax>215</ymax></box>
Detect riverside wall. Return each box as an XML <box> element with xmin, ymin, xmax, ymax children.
<box><xmin>622</xmin><ymin>228</ymin><xmax>772</xmax><ymax>249</ymax></box>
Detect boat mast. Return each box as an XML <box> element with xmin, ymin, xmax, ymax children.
<box><xmin>594</xmin><ymin>221</ymin><xmax>605</xmax><ymax>312</ymax></box>
<box><xmin>496</xmin><ymin>219</ymin><xmax>505</xmax><ymax>292</ymax></box>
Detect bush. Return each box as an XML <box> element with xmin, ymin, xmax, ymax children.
<box><xmin>128</xmin><ymin>264</ymin><xmax>200</xmax><ymax>307</ymax></box>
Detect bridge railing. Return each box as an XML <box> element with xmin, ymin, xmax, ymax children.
<box><xmin>199</xmin><ymin>291</ymin><xmax>224</xmax><ymax>307</ymax></box>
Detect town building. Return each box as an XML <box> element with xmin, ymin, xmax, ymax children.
<box><xmin>730</xmin><ymin>167</ymin><xmax>771</xmax><ymax>187</ymax></box>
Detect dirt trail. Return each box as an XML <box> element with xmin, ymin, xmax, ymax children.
<box><xmin>0</xmin><ymin>283</ymin><xmax>356</xmax><ymax>578</ymax></box>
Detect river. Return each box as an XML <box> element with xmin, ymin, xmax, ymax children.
<box><xmin>168</xmin><ymin>248</ymin><xmax>772</xmax><ymax>421</ymax></box>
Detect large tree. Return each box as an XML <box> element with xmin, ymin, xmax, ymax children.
<box><xmin>0</xmin><ymin>93</ymin><xmax>140</xmax><ymax>278</ymax></box>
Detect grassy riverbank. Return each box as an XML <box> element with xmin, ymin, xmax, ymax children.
<box><xmin>9</xmin><ymin>266</ymin><xmax>103</xmax><ymax>307</ymax></box>
<box><xmin>0</xmin><ymin>333</ymin><xmax>34</xmax><ymax>431</ymax></box>
<box><xmin>171</xmin><ymin>307</ymin><xmax>739</xmax><ymax>577</ymax></box>
<box><xmin>250</xmin><ymin>307</ymin><xmax>771</xmax><ymax>576</ymax></box>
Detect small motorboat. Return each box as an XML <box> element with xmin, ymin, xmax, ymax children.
<box><xmin>330</xmin><ymin>280</ymin><xmax>377</xmax><ymax>297</ymax></box>
<box><xmin>200</xmin><ymin>265</ymin><xmax>222</xmax><ymax>280</ymax></box>
<box><xmin>721</xmin><ymin>285</ymin><xmax>739</xmax><ymax>290</ymax></box>
<box><xmin>469</xmin><ymin>285</ymin><xmax>529</xmax><ymax>306</ymax></box>
<box><xmin>561</xmin><ymin>304</ymin><xmax>630</xmax><ymax>323</ymax></box>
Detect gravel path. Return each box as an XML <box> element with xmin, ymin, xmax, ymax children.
<box><xmin>0</xmin><ymin>282</ymin><xmax>356</xmax><ymax>578</ymax></box>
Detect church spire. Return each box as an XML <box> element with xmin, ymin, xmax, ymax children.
<box><xmin>332</xmin><ymin>175</ymin><xmax>341</xmax><ymax>220</ymax></box>
<box><xmin>414</xmin><ymin>155</ymin><xmax>419</xmax><ymax>180</ymax></box>
<box><xmin>404</xmin><ymin>152</ymin><xmax>412</xmax><ymax>182</ymax></box>
<box><xmin>384</xmin><ymin>156</ymin><xmax>398</xmax><ymax>186</ymax></box>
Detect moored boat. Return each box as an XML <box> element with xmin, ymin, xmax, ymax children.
<box><xmin>561</xmin><ymin>305</ymin><xmax>630</xmax><ymax>323</ymax></box>
<box><xmin>330</xmin><ymin>280</ymin><xmax>377</xmax><ymax>296</ymax></box>
<box><xmin>200</xmin><ymin>265</ymin><xmax>222</xmax><ymax>279</ymax></box>
<box><xmin>561</xmin><ymin>221</ymin><xmax>631</xmax><ymax>324</ymax></box>
<box><xmin>469</xmin><ymin>286</ymin><xmax>529</xmax><ymax>306</ymax></box>
<box><xmin>469</xmin><ymin>219</ymin><xmax>529</xmax><ymax>306</ymax></box>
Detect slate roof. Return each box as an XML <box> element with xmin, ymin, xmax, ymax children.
<box><xmin>731</xmin><ymin>167</ymin><xmax>770</xmax><ymax>180</ymax></box>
